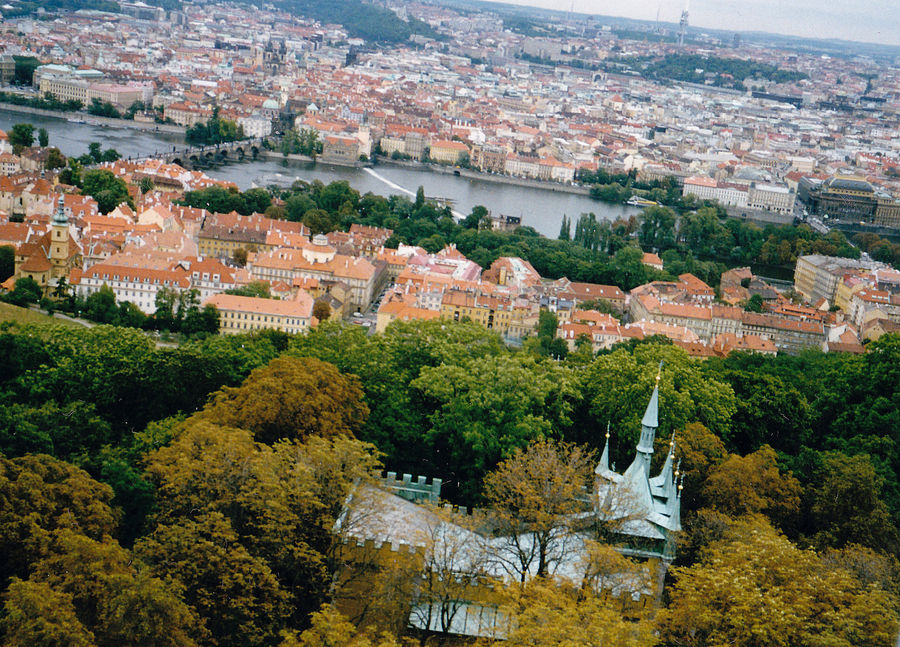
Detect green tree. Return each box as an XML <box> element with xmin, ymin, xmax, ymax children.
<box><xmin>84</xmin><ymin>285</ymin><xmax>118</xmax><ymax>324</ymax></box>
<box><xmin>12</xmin><ymin>55</ymin><xmax>40</xmax><ymax>86</ymax></box>
<box><xmin>637</xmin><ymin>205</ymin><xmax>676</xmax><ymax>251</ymax></box>
<box><xmin>462</xmin><ymin>205</ymin><xmax>489</xmax><ymax>229</ymax></box>
<box><xmin>302</xmin><ymin>208</ymin><xmax>335</xmax><ymax>235</ymax></box>
<box><xmin>243</xmin><ymin>187</ymin><xmax>272</xmax><ymax>214</ymax></box>
<box><xmin>744</xmin><ymin>293</ymin><xmax>764</xmax><ymax>312</ymax></box>
<box><xmin>125</xmin><ymin>100</ymin><xmax>145</xmax><ymax>119</ymax></box>
<box><xmin>88</xmin><ymin>142</ymin><xmax>103</xmax><ymax>164</ymax></box>
<box><xmin>806</xmin><ymin>452</ymin><xmax>899</xmax><ymax>555</ymax></box>
<box><xmin>152</xmin><ymin>286</ymin><xmax>178</xmax><ymax>331</ymax></box>
<box><xmin>138</xmin><ymin>176</ymin><xmax>155</xmax><ymax>194</ymax></box>
<box><xmin>114</xmin><ymin>300</ymin><xmax>147</xmax><ymax>328</ymax></box>
<box><xmin>81</xmin><ymin>169</ymin><xmax>134</xmax><ymax>214</ymax></box>
<box><xmin>59</xmin><ymin>158</ymin><xmax>84</xmax><ymax>187</ymax></box>
<box><xmin>0</xmin><ymin>400</ymin><xmax>112</xmax><ymax>461</ymax></box>
<box><xmin>713</xmin><ymin>369</ymin><xmax>811</xmax><ymax>455</ymax></box>
<box><xmin>285</xmin><ymin>194</ymin><xmax>317</xmax><ymax>222</ymax></box>
<box><xmin>37</xmin><ymin>127</ymin><xmax>48</xmax><ymax>147</ymax></box>
<box><xmin>46</xmin><ymin>147</ymin><xmax>66</xmax><ymax>170</ymax></box>
<box><xmin>87</xmin><ymin>98</ymin><xmax>121</xmax><ymax>118</ymax></box>
<box><xmin>0</xmin><ymin>244</ymin><xmax>15</xmax><ymax>281</ymax></box>
<box><xmin>6</xmin><ymin>276</ymin><xmax>43</xmax><ymax>306</ymax></box>
<box><xmin>580</xmin><ymin>343</ymin><xmax>737</xmax><ymax>454</ymax></box>
<box><xmin>225</xmin><ymin>281</ymin><xmax>270</xmax><ymax>298</ymax></box>
<box><xmin>9</xmin><ymin>123</ymin><xmax>34</xmax><ymax>153</ymax></box>
<box><xmin>411</xmin><ymin>354</ymin><xmax>579</xmax><ymax>501</ymax></box>
<box><xmin>181</xmin><ymin>303</ymin><xmax>219</xmax><ymax>337</ymax></box>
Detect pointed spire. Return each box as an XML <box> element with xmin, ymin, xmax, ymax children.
<box><xmin>600</xmin><ymin>420</ymin><xmax>609</xmax><ymax>470</ymax></box>
<box><xmin>633</xmin><ymin>362</ymin><xmax>664</xmax><ymax>476</ymax></box>
<box><xmin>640</xmin><ymin>361</ymin><xmax>663</xmax><ymax>429</ymax></box>
<box><xmin>597</xmin><ymin>421</ymin><xmax>611</xmax><ymax>474</ymax></box>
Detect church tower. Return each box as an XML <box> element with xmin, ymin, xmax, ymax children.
<box><xmin>50</xmin><ymin>195</ymin><xmax>69</xmax><ymax>278</ymax></box>
<box><xmin>594</xmin><ymin>361</ymin><xmax>681</xmax><ymax>562</ymax></box>
<box><xmin>634</xmin><ymin>364</ymin><xmax>661</xmax><ymax>476</ymax></box>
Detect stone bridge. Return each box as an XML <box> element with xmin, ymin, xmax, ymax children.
<box><xmin>130</xmin><ymin>137</ymin><xmax>274</xmax><ymax>169</ymax></box>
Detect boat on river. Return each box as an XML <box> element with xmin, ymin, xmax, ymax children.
<box><xmin>626</xmin><ymin>195</ymin><xmax>659</xmax><ymax>207</ymax></box>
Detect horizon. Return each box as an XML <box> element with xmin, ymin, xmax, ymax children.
<box><xmin>475</xmin><ymin>0</ymin><xmax>900</xmax><ymax>49</ymax></box>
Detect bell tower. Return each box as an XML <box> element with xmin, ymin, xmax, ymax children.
<box><xmin>50</xmin><ymin>195</ymin><xmax>69</xmax><ymax>278</ymax></box>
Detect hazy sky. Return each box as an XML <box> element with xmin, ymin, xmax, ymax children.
<box><xmin>480</xmin><ymin>0</ymin><xmax>900</xmax><ymax>47</ymax></box>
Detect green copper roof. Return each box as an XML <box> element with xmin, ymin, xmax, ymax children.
<box><xmin>52</xmin><ymin>196</ymin><xmax>67</xmax><ymax>226</ymax></box>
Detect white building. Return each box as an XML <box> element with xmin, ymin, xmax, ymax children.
<box><xmin>70</xmin><ymin>264</ymin><xmax>190</xmax><ymax>313</ymax></box>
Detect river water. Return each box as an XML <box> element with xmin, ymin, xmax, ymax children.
<box><xmin>0</xmin><ymin>108</ymin><xmax>641</xmax><ymax>237</ymax></box>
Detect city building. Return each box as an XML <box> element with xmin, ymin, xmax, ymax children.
<box><xmin>205</xmin><ymin>291</ymin><xmax>314</xmax><ymax>335</ymax></box>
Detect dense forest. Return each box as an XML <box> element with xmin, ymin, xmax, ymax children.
<box><xmin>0</xmin><ymin>317</ymin><xmax>897</xmax><ymax>645</ymax></box>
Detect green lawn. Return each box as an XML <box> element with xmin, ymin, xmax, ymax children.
<box><xmin>0</xmin><ymin>302</ymin><xmax>83</xmax><ymax>328</ymax></box>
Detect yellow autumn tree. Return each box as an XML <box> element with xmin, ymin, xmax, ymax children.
<box><xmin>483</xmin><ymin>439</ymin><xmax>595</xmax><ymax>581</ymax></box>
<box><xmin>196</xmin><ymin>356</ymin><xmax>368</xmax><ymax>444</ymax></box>
<box><xmin>279</xmin><ymin>604</ymin><xmax>402</xmax><ymax>647</ymax></box>
<box><xmin>658</xmin><ymin>516</ymin><xmax>900</xmax><ymax>647</ymax></box>
<box><xmin>502</xmin><ymin>578</ymin><xmax>658</xmax><ymax>647</ymax></box>
<box><xmin>701</xmin><ymin>444</ymin><xmax>802</xmax><ymax>525</ymax></box>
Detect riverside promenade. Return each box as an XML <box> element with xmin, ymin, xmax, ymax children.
<box><xmin>0</xmin><ymin>102</ymin><xmax>185</xmax><ymax>134</ymax></box>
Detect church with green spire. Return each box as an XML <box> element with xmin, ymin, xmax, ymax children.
<box><xmin>13</xmin><ymin>195</ymin><xmax>82</xmax><ymax>294</ymax></box>
<box><xmin>594</xmin><ymin>363</ymin><xmax>682</xmax><ymax>561</ymax></box>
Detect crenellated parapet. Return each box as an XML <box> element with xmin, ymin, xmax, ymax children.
<box><xmin>381</xmin><ymin>471</ymin><xmax>442</xmax><ymax>503</ymax></box>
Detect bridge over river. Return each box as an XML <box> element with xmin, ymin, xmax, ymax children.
<box><xmin>130</xmin><ymin>137</ymin><xmax>273</xmax><ymax>169</ymax></box>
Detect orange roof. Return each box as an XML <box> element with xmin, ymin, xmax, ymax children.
<box><xmin>205</xmin><ymin>291</ymin><xmax>313</xmax><ymax>317</ymax></box>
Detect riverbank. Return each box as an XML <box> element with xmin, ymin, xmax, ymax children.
<box><xmin>0</xmin><ymin>102</ymin><xmax>185</xmax><ymax>134</ymax></box>
<box><xmin>376</xmin><ymin>157</ymin><xmax>592</xmax><ymax>196</ymax></box>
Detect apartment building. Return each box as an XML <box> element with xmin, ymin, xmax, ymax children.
<box><xmin>250</xmin><ymin>236</ymin><xmax>381</xmax><ymax>311</ymax></box>
<box><xmin>794</xmin><ymin>254</ymin><xmax>880</xmax><ymax>305</ymax></box>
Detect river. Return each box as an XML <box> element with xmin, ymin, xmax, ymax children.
<box><xmin>0</xmin><ymin>108</ymin><xmax>642</xmax><ymax>238</ymax></box>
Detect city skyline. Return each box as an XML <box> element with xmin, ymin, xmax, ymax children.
<box><xmin>478</xmin><ymin>0</ymin><xmax>900</xmax><ymax>48</ymax></box>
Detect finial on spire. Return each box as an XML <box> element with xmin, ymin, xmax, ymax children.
<box><xmin>655</xmin><ymin>360</ymin><xmax>664</xmax><ymax>383</ymax></box>
<box><xmin>605</xmin><ymin>421</ymin><xmax>610</xmax><ymax>439</ymax></box>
